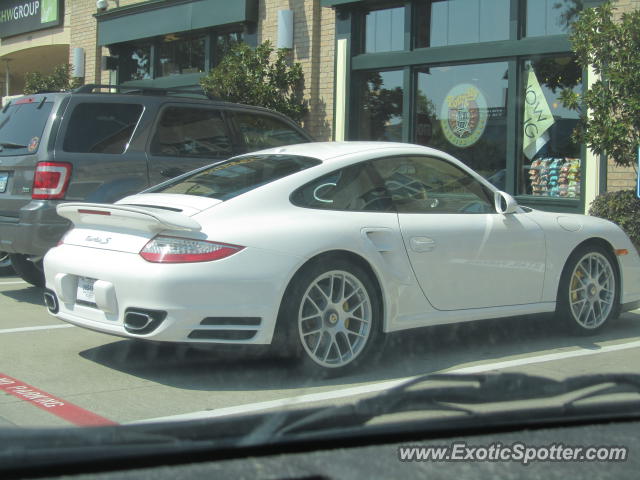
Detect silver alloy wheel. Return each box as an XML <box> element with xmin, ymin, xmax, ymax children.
<box><xmin>568</xmin><ymin>252</ymin><xmax>615</xmax><ymax>329</ymax></box>
<box><xmin>0</xmin><ymin>251</ymin><xmax>10</xmax><ymax>268</ymax></box>
<box><xmin>298</xmin><ymin>270</ymin><xmax>372</xmax><ymax>368</ymax></box>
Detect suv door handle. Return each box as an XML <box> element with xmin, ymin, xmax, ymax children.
<box><xmin>160</xmin><ymin>167</ymin><xmax>185</xmax><ymax>178</ymax></box>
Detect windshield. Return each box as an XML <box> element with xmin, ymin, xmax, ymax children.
<box><xmin>154</xmin><ymin>154</ymin><xmax>321</xmax><ymax>200</ymax></box>
<box><xmin>0</xmin><ymin>99</ymin><xmax>53</xmax><ymax>156</ymax></box>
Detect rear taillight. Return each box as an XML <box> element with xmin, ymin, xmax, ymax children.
<box><xmin>32</xmin><ymin>162</ymin><xmax>72</xmax><ymax>200</ymax></box>
<box><xmin>139</xmin><ymin>235</ymin><xmax>244</xmax><ymax>263</ymax></box>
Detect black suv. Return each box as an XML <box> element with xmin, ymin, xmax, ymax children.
<box><xmin>0</xmin><ymin>85</ymin><xmax>312</xmax><ymax>286</ymax></box>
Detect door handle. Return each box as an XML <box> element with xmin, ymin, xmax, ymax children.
<box><xmin>410</xmin><ymin>237</ymin><xmax>436</xmax><ymax>252</ymax></box>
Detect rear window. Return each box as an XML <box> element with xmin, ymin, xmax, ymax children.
<box><xmin>0</xmin><ymin>100</ymin><xmax>53</xmax><ymax>156</ymax></box>
<box><xmin>155</xmin><ymin>154</ymin><xmax>321</xmax><ymax>201</ymax></box>
<box><xmin>63</xmin><ymin>103</ymin><xmax>143</xmax><ymax>154</ymax></box>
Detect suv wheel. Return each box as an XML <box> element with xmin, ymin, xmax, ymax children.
<box><xmin>0</xmin><ymin>251</ymin><xmax>14</xmax><ymax>276</ymax></box>
<box><xmin>9</xmin><ymin>254</ymin><xmax>45</xmax><ymax>287</ymax></box>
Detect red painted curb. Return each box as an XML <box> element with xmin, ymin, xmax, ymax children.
<box><xmin>0</xmin><ymin>373</ymin><xmax>118</xmax><ymax>426</ymax></box>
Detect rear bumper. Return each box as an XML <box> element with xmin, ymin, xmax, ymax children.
<box><xmin>0</xmin><ymin>201</ymin><xmax>70</xmax><ymax>256</ymax></box>
<box><xmin>44</xmin><ymin>244</ymin><xmax>299</xmax><ymax>345</ymax></box>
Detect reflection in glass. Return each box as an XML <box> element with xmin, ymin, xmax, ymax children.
<box><xmin>356</xmin><ymin>70</ymin><xmax>404</xmax><ymax>141</ymax></box>
<box><xmin>129</xmin><ymin>45</ymin><xmax>151</xmax><ymax>80</ymax></box>
<box><xmin>519</xmin><ymin>55</ymin><xmax>582</xmax><ymax>198</ymax></box>
<box><xmin>415</xmin><ymin>0</ymin><xmax>509</xmax><ymax>48</ymax></box>
<box><xmin>158</xmin><ymin>35</ymin><xmax>205</xmax><ymax>77</ymax></box>
<box><xmin>214</xmin><ymin>32</ymin><xmax>244</xmax><ymax>63</ymax></box>
<box><xmin>415</xmin><ymin>62</ymin><xmax>508</xmax><ymax>183</ymax></box>
<box><xmin>526</xmin><ymin>0</ymin><xmax>580</xmax><ymax>37</ymax></box>
<box><xmin>365</xmin><ymin>6</ymin><xmax>405</xmax><ymax>53</ymax></box>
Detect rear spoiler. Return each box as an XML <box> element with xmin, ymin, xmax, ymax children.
<box><xmin>57</xmin><ymin>203</ymin><xmax>201</xmax><ymax>233</ymax></box>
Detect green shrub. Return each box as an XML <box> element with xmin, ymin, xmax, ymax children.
<box><xmin>24</xmin><ymin>64</ymin><xmax>82</xmax><ymax>94</ymax></box>
<box><xmin>200</xmin><ymin>41</ymin><xmax>307</xmax><ymax>123</ymax></box>
<box><xmin>588</xmin><ymin>190</ymin><xmax>640</xmax><ymax>248</ymax></box>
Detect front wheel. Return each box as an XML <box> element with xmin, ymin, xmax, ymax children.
<box><xmin>279</xmin><ymin>259</ymin><xmax>382</xmax><ymax>376</ymax></box>
<box><xmin>556</xmin><ymin>245</ymin><xmax>619</xmax><ymax>334</ymax></box>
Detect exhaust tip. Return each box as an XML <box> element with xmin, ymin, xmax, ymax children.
<box><xmin>43</xmin><ymin>290</ymin><xmax>59</xmax><ymax>314</ymax></box>
<box><xmin>124</xmin><ymin>308</ymin><xmax>166</xmax><ymax>334</ymax></box>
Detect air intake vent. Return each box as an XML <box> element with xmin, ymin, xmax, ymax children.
<box><xmin>188</xmin><ymin>330</ymin><xmax>257</xmax><ymax>341</ymax></box>
<box><xmin>200</xmin><ymin>317</ymin><xmax>261</xmax><ymax>326</ymax></box>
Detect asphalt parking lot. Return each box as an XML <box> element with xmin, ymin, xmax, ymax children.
<box><xmin>1</xmin><ymin>273</ymin><xmax>640</xmax><ymax>427</ymax></box>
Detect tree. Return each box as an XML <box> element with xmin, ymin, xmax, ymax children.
<box><xmin>23</xmin><ymin>64</ymin><xmax>82</xmax><ymax>94</ymax></box>
<box><xmin>559</xmin><ymin>1</ymin><xmax>640</xmax><ymax>172</ymax></box>
<box><xmin>200</xmin><ymin>41</ymin><xmax>307</xmax><ymax>123</ymax></box>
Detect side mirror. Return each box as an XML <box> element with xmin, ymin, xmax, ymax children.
<box><xmin>494</xmin><ymin>191</ymin><xmax>518</xmax><ymax>214</ymax></box>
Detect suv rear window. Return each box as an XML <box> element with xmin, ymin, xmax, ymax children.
<box><xmin>63</xmin><ymin>103</ymin><xmax>143</xmax><ymax>154</ymax></box>
<box><xmin>0</xmin><ymin>100</ymin><xmax>53</xmax><ymax>156</ymax></box>
<box><xmin>155</xmin><ymin>154</ymin><xmax>320</xmax><ymax>201</ymax></box>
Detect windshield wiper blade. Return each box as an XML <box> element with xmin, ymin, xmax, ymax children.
<box><xmin>0</xmin><ymin>141</ymin><xmax>28</xmax><ymax>149</ymax></box>
<box><xmin>273</xmin><ymin>372</ymin><xmax>640</xmax><ymax>438</ymax></box>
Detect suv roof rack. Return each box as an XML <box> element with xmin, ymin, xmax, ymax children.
<box><xmin>73</xmin><ymin>84</ymin><xmax>216</xmax><ymax>99</ymax></box>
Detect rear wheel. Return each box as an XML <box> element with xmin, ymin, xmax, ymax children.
<box><xmin>557</xmin><ymin>245</ymin><xmax>618</xmax><ymax>334</ymax></box>
<box><xmin>0</xmin><ymin>251</ymin><xmax>14</xmax><ymax>276</ymax></box>
<box><xmin>278</xmin><ymin>258</ymin><xmax>382</xmax><ymax>376</ymax></box>
<box><xmin>9</xmin><ymin>254</ymin><xmax>45</xmax><ymax>288</ymax></box>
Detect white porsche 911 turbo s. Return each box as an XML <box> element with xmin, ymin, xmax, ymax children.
<box><xmin>43</xmin><ymin>142</ymin><xmax>640</xmax><ymax>374</ymax></box>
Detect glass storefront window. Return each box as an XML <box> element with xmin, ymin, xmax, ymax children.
<box><xmin>214</xmin><ymin>32</ymin><xmax>244</xmax><ymax>63</ymax></box>
<box><xmin>526</xmin><ymin>0</ymin><xmax>578</xmax><ymax>37</ymax></box>
<box><xmin>355</xmin><ymin>70</ymin><xmax>404</xmax><ymax>141</ymax></box>
<box><xmin>128</xmin><ymin>45</ymin><xmax>152</xmax><ymax>81</ymax></box>
<box><xmin>158</xmin><ymin>34</ymin><xmax>206</xmax><ymax>77</ymax></box>
<box><xmin>415</xmin><ymin>0</ymin><xmax>510</xmax><ymax>49</ymax></box>
<box><xmin>518</xmin><ymin>55</ymin><xmax>582</xmax><ymax>199</ymax></box>
<box><xmin>415</xmin><ymin>62</ymin><xmax>508</xmax><ymax>183</ymax></box>
<box><xmin>364</xmin><ymin>6</ymin><xmax>405</xmax><ymax>53</ymax></box>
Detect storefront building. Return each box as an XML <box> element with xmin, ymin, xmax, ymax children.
<box><xmin>0</xmin><ymin>0</ymin><xmax>637</xmax><ymax>211</ymax></box>
<box><xmin>324</xmin><ymin>0</ymin><xmax>616</xmax><ymax>213</ymax></box>
<box><xmin>0</xmin><ymin>0</ymin><xmax>68</xmax><ymax>95</ymax></box>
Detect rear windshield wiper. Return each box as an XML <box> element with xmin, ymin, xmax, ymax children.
<box><xmin>0</xmin><ymin>141</ymin><xmax>28</xmax><ymax>149</ymax></box>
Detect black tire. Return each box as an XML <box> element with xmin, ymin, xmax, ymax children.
<box><xmin>9</xmin><ymin>254</ymin><xmax>45</xmax><ymax>288</ymax></box>
<box><xmin>556</xmin><ymin>244</ymin><xmax>619</xmax><ymax>334</ymax></box>
<box><xmin>275</xmin><ymin>257</ymin><xmax>383</xmax><ymax>377</ymax></box>
<box><xmin>0</xmin><ymin>251</ymin><xmax>14</xmax><ymax>276</ymax></box>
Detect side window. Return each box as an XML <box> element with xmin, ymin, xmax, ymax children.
<box><xmin>371</xmin><ymin>156</ymin><xmax>494</xmax><ymax>214</ymax></box>
<box><xmin>63</xmin><ymin>103</ymin><xmax>143</xmax><ymax>154</ymax></box>
<box><xmin>234</xmin><ymin>113</ymin><xmax>308</xmax><ymax>150</ymax></box>
<box><xmin>291</xmin><ymin>163</ymin><xmax>393</xmax><ymax>212</ymax></box>
<box><xmin>150</xmin><ymin>106</ymin><xmax>232</xmax><ymax>158</ymax></box>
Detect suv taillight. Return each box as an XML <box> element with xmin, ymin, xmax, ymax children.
<box><xmin>32</xmin><ymin>162</ymin><xmax>72</xmax><ymax>200</ymax></box>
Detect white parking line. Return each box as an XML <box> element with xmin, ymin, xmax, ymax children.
<box><xmin>0</xmin><ymin>281</ymin><xmax>28</xmax><ymax>285</ymax></box>
<box><xmin>131</xmin><ymin>339</ymin><xmax>640</xmax><ymax>425</ymax></box>
<box><xmin>0</xmin><ymin>324</ymin><xmax>75</xmax><ymax>334</ymax></box>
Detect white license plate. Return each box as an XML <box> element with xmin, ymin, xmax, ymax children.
<box><xmin>77</xmin><ymin>277</ymin><xmax>97</xmax><ymax>304</ymax></box>
<box><xmin>0</xmin><ymin>172</ymin><xmax>8</xmax><ymax>193</ymax></box>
